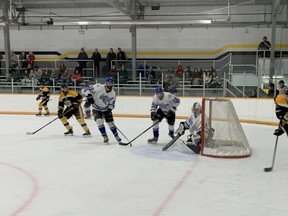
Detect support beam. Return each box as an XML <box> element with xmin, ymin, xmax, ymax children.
<box><xmin>130</xmin><ymin>25</ymin><xmax>137</xmax><ymax>80</ymax></box>
<box><xmin>2</xmin><ymin>0</ymin><xmax>11</xmax><ymax>78</ymax></box>
<box><xmin>270</xmin><ymin>0</ymin><xmax>277</xmax><ymax>97</ymax></box>
<box><xmin>104</xmin><ymin>0</ymin><xmax>143</xmax><ymax>20</ymax></box>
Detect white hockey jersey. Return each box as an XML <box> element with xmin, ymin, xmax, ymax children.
<box><xmin>80</xmin><ymin>88</ymin><xmax>93</xmax><ymax>101</ymax></box>
<box><xmin>89</xmin><ymin>83</ymin><xmax>116</xmax><ymax>111</ymax></box>
<box><xmin>185</xmin><ymin>112</ymin><xmax>210</xmax><ymax>135</ymax></box>
<box><xmin>151</xmin><ymin>92</ymin><xmax>180</xmax><ymax>114</ymax></box>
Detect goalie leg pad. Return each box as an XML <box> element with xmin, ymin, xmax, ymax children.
<box><xmin>186</xmin><ymin>143</ymin><xmax>201</xmax><ymax>154</ymax></box>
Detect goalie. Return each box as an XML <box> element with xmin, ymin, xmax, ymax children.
<box><xmin>175</xmin><ymin>102</ymin><xmax>213</xmax><ymax>154</ymax></box>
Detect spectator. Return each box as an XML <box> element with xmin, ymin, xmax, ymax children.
<box><xmin>250</xmin><ymin>89</ymin><xmax>257</xmax><ymax>98</ymax></box>
<box><xmin>258</xmin><ymin>36</ymin><xmax>271</xmax><ymax>58</ymax></box>
<box><xmin>10</xmin><ymin>51</ymin><xmax>18</xmax><ymax>69</ymax></box>
<box><xmin>27</xmin><ymin>51</ymin><xmax>35</xmax><ymax>68</ymax></box>
<box><xmin>168</xmin><ymin>74</ymin><xmax>179</xmax><ymax>93</ymax></box>
<box><xmin>74</xmin><ymin>62</ymin><xmax>83</xmax><ymax>76</ymax></box>
<box><xmin>163</xmin><ymin>73</ymin><xmax>171</xmax><ymax>92</ymax></box>
<box><xmin>49</xmin><ymin>69</ymin><xmax>58</xmax><ymax>86</ymax></box>
<box><xmin>71</xmin><ymin>69</ymin><xmax>82</xmax><ymax>86</ymax></box>
<box><xmin>119</xmin><ymin>65</ymin><xmax>129</xmax><ymax>83</ymax></box>
<box><xmin>61</xmin><ymin>69</ymin><xmax>70</xmax><ymax>86</ymax></box>
<box><xmin>19</xmin><ymin>51</ymin><xmax>27</xmax><ymax>73</ymax></box>
<box><xmin>108</xmin><ymin>64</ymin><xmax>118</xmax><ymax>80</ymax></box>
<box><xmin>154</xmin><ymin>66</ymin><xmax>163</xmax><ymax>84</ymax></box>
<box><xmin>116</xmin><ymin>47</ymin><xmax>128</xmax><ymax>67</ymax></box>
<box><xmin>192</xmin><ymin>77</ymin><xmax>201</xmax><ymax>87</ymax></box>
<box><xmin>176</xmin><ymin>64</ymin><xmax>185</xmax><ymax>79</ymax></box>
<box><xmin>146</xmin><ymin>67</ymin><xmax>155</xmax><ymax>83</ymax></box>
<box><xmin>23</xmin><ymin>64</ymin><xmax>33</xmax><ymax>78</ymax></box>
<box><xmin>77</xmin><ymin>48</ymin><xmax>88</xmax><ymax>75</ymax></box>
<box><xmin>28</xmin><ymin>67</ymin><xmax>38</xmax><ymax>86</ymax></box>
<box><xmin>185</xmin><ymin>65</ymin><xmax>192</xmax><ymax>80</ymax></box>
<box><xmin>204</xmin><ymin>70</ymin><xmax>213</xmax><ymax>88</ymax></box>
<box><xmin>58</xmin><ymin>62</ymin><xmax>67</xmax><ymax>80</ymax></box>
<box><xmin>138</xmin><ymin>63</ymin><xmax>149</xmax><ymax>78</ymax></box>
<box><xmin>106</xmin><ymin>48</ymin><xmax>116</xmax><ymax>71</ymax></box>
<box><xmin>91</xmin><ymin>48</ymin><xmax>102</xmax><ymax>78</ymax></box>
<box><xmin>34</xmin><ymin>66</ymin><xmax>43</xmax><ymax>82</ymax></box>
<box><xmin>40</xmin><ymin>67</ymin><xmax>51</xmax><ymax>85</ymax></box>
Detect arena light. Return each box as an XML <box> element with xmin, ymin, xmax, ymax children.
<box><xmin>54</xmin><ymin>19</ymin><xmax>212</xmax><ymax>26</ymax></box>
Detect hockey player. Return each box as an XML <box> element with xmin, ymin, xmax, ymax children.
<box><xmin>175</xmin><ymin>102</ymin><xmax>213</xmax><ymax>154</ymax></box>
<box><xmin>89</xmin><ymin>77</ymin><xmax>121</xmax><ymax>143</ymax></box>
<box><xmin>80</xmin><ymin>84</ymin><xmax>94</xmax><ymax>119</ymax></box>
<box><xmin>277</xmin><ymin>80</ymin><xmax>288</xmax><ymax>95</ymax></box>
<box><xmin>273</xmin><ymin>88</ymin><xmax>288</xmax><ymax>136</ymax></box>
<box><xmin>148</xmin><ymin>86</ymin><xmax>180</xmax><ymax>144</ymax></box>
<box><xmin>57</xmin><ymin>83</ymin><xmax>91</xmax><ymax>137</ymax></box>
<box><xmin>36</xmin><ymin>86</ymin><xmax>50</xmax><ymax>116</ymax></box>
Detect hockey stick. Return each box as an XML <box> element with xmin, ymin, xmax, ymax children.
<box><xmin>118</xmin><ymin>120</ymin><xmax>160</xmax><ymax>146</ymax></box>
<box><xmin>26</xmin><ymin>116</ymin><xmax>59</xmax><ymax>135</ymax></box>
<box><xmin>264</xmin><ymin>134</ymin><xmax>279</xmax><ymax>172</ymax></box>
<box><xmin>162</xmin><ymin>134</ymin><xmax>181</xmax><ymax>151</ymax></box>
<box><xmin>26</xmin><ymin>108</ymin><xmax>73</xmax><ymax>135</ymax></box>
<box><xmin>115</xmin><ymin>125</ymin><xmax>132</xmax><ymax>147</ymax></box>
<box><xmin>264</xmin><ymin>122</ymin><xmax>282</xmax><ymax>172</ymax></box>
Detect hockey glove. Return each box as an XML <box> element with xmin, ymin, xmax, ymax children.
<box><xmin>87</xmin><ymin>94</ymin><xmax>95</xmax><ymax>103</ymax></box>
<box><xmin>176</xmin><ymin>122</ymin><xmax>187</xmax><ymax>136</ymax></box>
<box><xmin>36</xmin><ymin>95</ymin><xmax>41</xmax><ymax>101</ymax></box>
<box><xmin>151</xmin><ymin>111</ymin><xmax>157</xmax><ymax>121</ymax></box>
<box><xmin>151</xmin><ymin>110</ymin><xmax>163</xmax><ymax>121</ymax></box>
<box><xmin>57</xmin><ymin>108</ymin><xmax>64</xmax><ymax>118</ymax></box>
<box><xmin>103</xmin><ymin>108</ymin><xmax>113</xmax><ymax>120</ymax></box>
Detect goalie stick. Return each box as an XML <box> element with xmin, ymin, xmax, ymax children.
<box><xmin>119</xmin><ymin>120</ymin><xmax>160</xmax><ymax>146</ymax></box>
<box><xmin>162</xmin><ymin>134</ymin><xmax>181</xmax><ymax>151</ymax></box>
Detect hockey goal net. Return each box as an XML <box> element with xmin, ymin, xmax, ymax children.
<box><xmin>201</xmin><ymin>98</ymin><xmax>251</xmax><ymax>158</ymax></box>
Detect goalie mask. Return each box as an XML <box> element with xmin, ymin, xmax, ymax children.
<box><xmin>192</xmin><ymin>102</ymin><xmax>201</xmax><ymax>117</ymax></box>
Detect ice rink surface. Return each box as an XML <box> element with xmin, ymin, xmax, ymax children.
<box><xmin>0</xmin><ymin>115</ymin><xmax>288</xmax><ymax>216</ymax></box>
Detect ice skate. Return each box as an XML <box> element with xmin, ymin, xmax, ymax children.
<box><xmin>114</xmin><ymin>134</ymin><xmax>122</xmax><ymax>142</ymax></box>
<box><xmin>44</xmin><ymin>112</ymin><xmax>50</xmax><ymax>116</ymax></box>
<box><xmin>83</xmin><ymin>130</ymin><xmax>91</xmax><ymax>137</ymax></box>
<box><xmin>147</xmin><ymin>137</ymin><xmax>158</xmax><ymax>144</ymax></box>
<box><xmin>103</xmin><ymin>135</ymin><xmax>109</xmax><ymax>144</ymax></box>
<box><xmin>64</xmin><ymin>127</ymin><xmax>73</xmax><ymax>136</ymax></box>
<box><xmin>35</xmin><ymin>113</ymin><xmax>42</xmax><ymax>116</ymax></box>
<box><xmin>84</xmin><ymin>115</ymin><xmax>91</xmax><ymax>119</ymax></box>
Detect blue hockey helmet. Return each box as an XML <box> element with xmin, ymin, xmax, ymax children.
<box><xmin>155</xmin><ymin>86</ymin><xmax>163</xmax><ymax>94</ymax></box>
<box><xmin>105</xmin><ymin>76</ymin><xmax>114</xmax><ymax>84</ymax></box>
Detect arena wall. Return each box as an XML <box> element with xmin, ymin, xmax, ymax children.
<box><xmin>1</xmin><ymin>27</ymin><xmax>288</xmax><ymax>59</ymax></box>
<box><xmin>0</xmin><ymin>94</ymin><xmax>277</xmax><ymax>126</ymax></box>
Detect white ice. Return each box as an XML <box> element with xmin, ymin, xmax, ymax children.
<box><xmin>0</xmin><ymin>115</ymin><xmax>288</xmax><ymax>216</ymax></box>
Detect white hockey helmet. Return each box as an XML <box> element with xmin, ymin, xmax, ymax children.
<box><xmin>192</xmin><ymin>102</ymin><xmax>201</xmax><ymax>117</ymax></box>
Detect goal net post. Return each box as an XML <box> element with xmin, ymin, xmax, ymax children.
<box><xmin>200</xmin><ymin>97</ymin><xmax>251</xmax><ymax>158</ymax></box>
